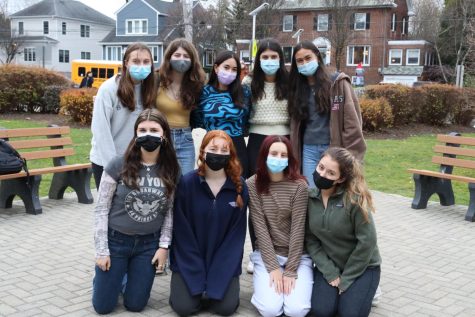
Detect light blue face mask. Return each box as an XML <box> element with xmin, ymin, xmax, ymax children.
<box><xmin>260</xmin><ymin>59</ymin><xmax>280</xmax><ymax>76</ymax></box>
<box><xmin>297</xmin><ymin>60</ymin><xmax>319</xmax><ymax>77</ymax></box>
<box><xmin>266</xmin><ymin>156</ymin><xmax>289</xmax><ymax>174</ymax></box>
<box><xmin>128</xmin><ymin>65</ymin><xmax>151</xmax><ymax>81</ymax></box>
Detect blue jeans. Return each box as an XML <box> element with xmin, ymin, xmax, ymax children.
<box><xmin>302</xmin><ymin>144</ymin><xmax>329</xmax><ymax>188</ymax></box>
<box><xmin>311</xmin><ymin>266</ymin><xmax>380</xmax><ymax>317</ymax></box>
<box><xmin>92</xmin><ymin>229</ymin><xmax>159</xmax><ymax>314</ymax></box>
<box><xmin>171</xmin><ymin>127</ymin><xmax>195</xmax><ymax>175</ymax></box>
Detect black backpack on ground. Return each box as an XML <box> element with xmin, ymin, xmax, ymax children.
<box><xmin>0</xmin><ymin>139</ymin><xmax>27</xmax><ymax>175</ymax></box>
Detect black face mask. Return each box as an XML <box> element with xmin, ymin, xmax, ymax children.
<box><xmin>313</xmin><ymin>170</ymin><xmax>336</xmax><ymax>190</ymax></box>
<box><xmin>205</xmin><ymin>152</ymin><xmax>230</xmax><ymax>171</ymax></box>
<box><xmin>136</xmin><ymin>134</ymin><xmax>163</xmax><ymax>152</ymax></box>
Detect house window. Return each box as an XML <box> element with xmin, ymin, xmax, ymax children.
<box><xmin>205</xmin><ymin>50</ymin><xmax>215</xmax><ymax>67</ymax></box>
<box><xmin>43</xmin><ymin>21</ymin><xmax>49</xmax><ymax>34</ymax></box>
<box><xmin>18</xmin><ymin>22</ymin><xmax>24</xmax><ymax>35</ymax></box>
<box><xmin>389</xmin><ymin>49</ymin><xmax>402</xmax><ymax>65</ymax></box>
<box><xmin>62</xmin><ymin>22</ymin><xmax>67</xmax><ymax>35</ymax></box>
<box><xmin>150</xmin><ymin>46</ymin><xmax>161</xmax><ymax>63</ymax></box>
<box><xmin>106</xmin><ymin>46</ymin><xmax>123</xmax><ymax>61</ymax></box>
<box><xmin>283</xmin><ymin>15</ymin><xmax>293</xmax><ymax>32</ymax></box>
<box><xmin>283</xmin><ymin>46</ymin><xmax>293</xmax><ymax>64</ymax></box>
<box><xmin>23</xmin><ymin>48</ymin><xmax>36</xmax><ymax>61</ymax></box>
<box><xmin>354</xmin><ymin>13</ymin><xmax>367</xmax><ymax>30</ymax></box>
<box><xmin>126</xmin><ymin>19</ymin><xmax>148</xmax><ymax>35</ymax></box>
<box><xmin>347</xmin><ymin>45</ymin><xmax>370</xmax><ymax>66</ymax></box>
<box><xmin>391</xmin><ymin>13</ymin><xmax>396</xmax><ymax>32</ymax></box>
<box><xmin>406</xmin><ymin>49</ymin><xmax>420</xmax><ymax>65</ymax></box>
<box><xmin>240</xmin><ymin>50</ymin><xmax>250</xmax><ymax>63</ymax></box>
<box><xmin>59</xmin><ymin>50</ymin><xmax>70</xmax><ymax>63</ymax></box>
<box><xmin>317</xmin><ymin>14</ymin><xmax>329</xmax><ymax>31</ymax></box>
<box><xmin>81</xmin><ymin>51</ymin><xmax>91</xmax><ymax>60</ymax></box>
<box><xmin>80</xmin><ymin>25</ymin><xmax>90</xmax><ymax>37</ymax></box>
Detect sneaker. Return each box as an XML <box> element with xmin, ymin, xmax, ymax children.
<box><xmin>246</xmin><ymin>261</ymin><xmax>254</xmax><ymax>274</ymax></box>
<box><xmin>372</xmin><ymin>285</ymin><xmax>382</xmax><ymax>307</ymax></box>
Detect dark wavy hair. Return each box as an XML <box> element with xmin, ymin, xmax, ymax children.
<box><xmin>288</xmin><ymin>41</ymin><xmax>332</xmax><ymax>120</ymax></box>
<box><xmin>255</xmin><ymin>135</ymin><xmax>306</xmax><ymax>194</ymax></box>
<box><xmin>208</xmin><ymin>50</ymin><xmax>244</xmax><ymax>107</ymax></box>
<box><xmin>251</xmin><ymin>38</ymin><xmax>288</xmax><ymax>103</ymax></box>
<box><xmin>159</xmin><ymin>38</ymin><xmax>206</xmax><ymax>110</ymax></box>
<box><xmin>117</xmin><ymin>43</ymin><xmax>156</xmax><ymax>111</ymax></box>
<box><xmin>121</xmin><ymin>109</ymin><xmax>180</xmax><ymax>197</ymax></box>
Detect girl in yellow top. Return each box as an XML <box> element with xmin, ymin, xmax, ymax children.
<box><xmin>156</xmin><ymin>38</ymin><xmax>206</xmax><ymax>175</ymax></box>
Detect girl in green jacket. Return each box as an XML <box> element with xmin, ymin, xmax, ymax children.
<box><xmin>305</xmin><ymin>147</ymin><xmax>381</xmax><ymax>317</ymax></box>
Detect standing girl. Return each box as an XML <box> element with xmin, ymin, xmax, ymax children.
<box><xmin>288</xmin><ymin>41</ymin><xmax>366</xmax><ymax>188</ymax></box>
<box><xmin>92</xmin><ymin>109</ymin><xmax>180</xmax><ymax>314</ymax></box>
<box><xmin>90</xmin><ymin>43</ymin><xmax>156</xmax><ymax>189</ymax></box>
<box><xmin>306</xmin><ymin>147</ymin><xmax>381</xmax><ymax>317</ymax></box>
<box><xmin>245</xmin><ymin>38</ymin><xmax>290</xmax><ymax>177</ymax></box>
<box><xmin>156</xmin><ymin>38</ymin><xmax>206</xmax><ymax>174</ymax></box>
<box><xmin>169</xmin><ymin>130</ymin><xmax>248</xmax><ymax>316</ymax></box>
<box><xmin>247</xmin><ymin>135</ymin><xmax>312</xmax><ymax>317</ymax></box>
<box><xmin>195</xmin><ymin>51</ymin><xmax>252</xmax><ymax>178</ymax></box>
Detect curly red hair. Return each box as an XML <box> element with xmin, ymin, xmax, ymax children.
<box><xmin>197</xmin><ymin>130</ymin><xmax>244</xmax><ymax>209</ymax></box>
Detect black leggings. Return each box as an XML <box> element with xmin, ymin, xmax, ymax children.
<box><xmin>91</xmin><ymin>163</ymin><xmax>104</xmax><ymax>190</ymax></box>
<box><xmin>231</xmin><ymin>135</ymin><xmax>248</xmax><ymax>179</ymax></box>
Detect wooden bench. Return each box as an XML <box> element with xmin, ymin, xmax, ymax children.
<box><xmin>0</xmin><ymin>126</ymin><xmax>93</xmax><ymax>214</ymax></box>
<box><xmin>407</xmin><ymin>133</ymin><xmax>475</xmax><ymax>222</ymax></box>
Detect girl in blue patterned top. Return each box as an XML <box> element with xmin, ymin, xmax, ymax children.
<box><xmin>195</xmin><ymin>50</ymin><xmax>251</xmax><ymax>177</ymax></box>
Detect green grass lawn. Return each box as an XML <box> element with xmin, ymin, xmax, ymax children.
<box><xmin>1</xmin><ymin>117</ymin><xmax>474</xmax><ymax>206</ymax></box>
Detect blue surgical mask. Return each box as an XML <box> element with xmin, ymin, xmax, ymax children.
<box><xmin>266</xmin><ymin>156</ymin><xmax>288</xmax><ymax>174</ymax></box>
<box><xmin>260</xmin><ymin>60</ymin><xmax>280</xmax><ymax>76</ymax></box>
<box><xmin>297</xmin><ymin>60</ymin><xmax>319</xmax><ymax>77</ymax></box>
<box><xmin>128</xmin><ymin>65</ymin><xmax>151</xmax><ymax>81</ymax></box>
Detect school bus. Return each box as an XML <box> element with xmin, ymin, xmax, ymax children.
<box><xmin>71</xmin><ymin>60</ymin><xmax>122</xmax><ymax>89</ymax></box>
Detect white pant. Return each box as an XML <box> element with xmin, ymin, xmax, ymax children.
<box><xmin>250</xmin><ymin>251</ymin><xmax>313</xmax><ymax>317</ymax></box>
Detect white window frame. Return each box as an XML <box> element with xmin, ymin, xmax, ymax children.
<box><xmin>389</xmin><ymin>49</ymin><xmax>402</xmax><ymax>65</ymax></box>
<box><xmin>406</xmin><ymin>49</ymin><xmax>420</xmax><ymax>65</ymax></box>
<box><xmin>346</xmin><ymin>45</ymin><xmax>371</xmax><ymax>66</ymax></box>
<box><xmin>18</xmin><ymin>22</ymin><xmax>24</xmax><ymax>35</ymax></box>
<box><xmin>283</xmin><ymin>46</ymin><xmax>293</xmax><ymax>64</ymax></box>
<box><xmin>317</xmin><ymin>14</ymin><xmax>329</xmax><ymax>32</ymax></box>
<box><xmin>150</xmin><ymin>46</ymin><xmax>162</xmax><ymax>63</ymax></box>
<box><xmin>391</xmin><ymin>13</ymin><xmax>396</xmax><ymax>32</ymax></box>
<box><xmin>81</xmin><ymin>51</ymin><xmax>91</xmax><ymax>60</ymax></box>
<box><xmin>59</xmin><ymin>49</ymin><xmax>70</xmax><ymax>63</ymax></box>
<box><xmin>126</xmin><ymin>19</ymin><xmax>148</xmax><ymax>35</ymax></box>
<box><xmin>402</xmin><ymin>17</ymin><xmax>407</xmax><ymax>35</ymax></box>
<box><xmin>106</xmin><ymin>46</ymin><xmax>123</xmax><ymax>61</ymax></box>
<box><xmin>23</xmin><ymin>47</ymin><xmax>36</xmax><ymax>61</ymax></box>
<box><xmin>80</xmin><ymin>25</ymin><xmax>90</xmax><ymax>38</ymax></box>
<box><xmin>354</xmin><ymin>13</ymin><xmax>366</xmax><ymax>30</ymax></box>
<box><xmin>43</xmin><ymin>21</ymin><xmax>49</xmax><ymax>35</ymax></box>
<box><xmin>283</xmin><ymin>15</ymin><xmax>293</xmax><ymax>32</ymax></box>
<box><xmin>204</xmin><ymin>50</ymin><xmax>215</xmax><ymax>67</ymax></box>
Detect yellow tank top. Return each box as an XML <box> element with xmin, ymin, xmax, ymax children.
<box><xmin>156</xmin><ymin>86</ymin><xmax>191</xmax><ymax>128</ymax></box>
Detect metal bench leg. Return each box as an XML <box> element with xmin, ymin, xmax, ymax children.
<box><xmin>465</xmin><ymin>183</ymin><xmax>475</xmax><ymax>222</ymax></box>
<box><xmin>49</xmin><ymin>169</ymin><xmax>93</xmax><ymax>204</ymax></box>
<box><xmin>0</xmin><ymin>176</ymin><xmax>43</xmax><ymax>214</ymax></box>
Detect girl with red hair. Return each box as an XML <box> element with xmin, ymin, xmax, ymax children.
<box><xmin>169</xmin><ymin>130</ymin><xmax>249</xmax><ymax>316</ymax></box>
<box><xmin>246</xmin><ymin>135</ymin><xmax>313</xmax><ymax>317</ymax></box>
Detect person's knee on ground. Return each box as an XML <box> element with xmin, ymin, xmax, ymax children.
<box><xmin>169</xmin><ymin>298</ymin><xmax>201</xmax><ymax>317</ymax></box>
<box><xmin>123</xmin><ymin>294</ymin><xmax>149</xmax><ymax>313</ymax></box>
<box><xmin>284</xmin><ymin>299</ymin><xmax>311</xmax><ymax>317</ymax></box>
<box><xmin>210</xmin><ymin>298</ymin><xmax>240</xmax><ymax>316</ymax></box>
<box><xmin>252</xmin><ymin>295</ymin><xmax>284</xmax><ymax>317</ymax></box>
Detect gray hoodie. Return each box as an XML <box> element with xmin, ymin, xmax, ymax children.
<box><xmin>89</xmin><ymin>76</ymin><xmax>143</xmax><ymax>167</ymax></box>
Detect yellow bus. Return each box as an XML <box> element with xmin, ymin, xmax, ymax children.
<box><xmin>71</xmin><ymin>59</ymin><xmax>122</xmax><ymax>89</ymax></box>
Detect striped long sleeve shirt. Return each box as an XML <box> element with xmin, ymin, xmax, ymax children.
<box><xmin>246</xmin><ymin>175</ymin><xmax>308</xmax><ymax>278</ymax></box>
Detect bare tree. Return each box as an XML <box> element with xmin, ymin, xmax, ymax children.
<box><xmin>0</xmin><ymin>0</ymin><xmax>24</xmax><ymax>64</ymax></box>
<box><xmin>410</xmin><ymin>0</ymin><xmax>442</xmax><ymax>42</ymax></box>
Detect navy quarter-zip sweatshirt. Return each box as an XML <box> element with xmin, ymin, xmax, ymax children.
<box><xmin>170</xmin><ymin>170</ymin><xmax>249</xmax><ymax>300</ymax></box>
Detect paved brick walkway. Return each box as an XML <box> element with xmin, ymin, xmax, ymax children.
<box><xmin>1</xmin><ymin>190</ymin><xmax>474</xmax><ymax>317</ymax></box>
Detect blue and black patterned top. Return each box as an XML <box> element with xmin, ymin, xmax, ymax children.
<box><xmin>192</xmin><ymin>84</ymin><xmax>251</xmax><ymax>137</ymax></box>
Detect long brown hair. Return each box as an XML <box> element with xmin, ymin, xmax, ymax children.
<box><xmin>117</xmin><ymin>43</ymin><xmax>157</xmax><ymax>111</ymax></box>
<box><xmin>159</xmin><ymin>38</ymin><xmax>206</xmax><ymax>110</ymax></box>
<box><xmin>288</xmin><ymin>41</ymin><xmax>332</xmax><ymax>120</ymax></box>
<box><xmin>323</xmin><ymin>147</ymin><xmax>374</xmax><ymax>222</ymax></box>
<box><xmin>208</xmin><ymin>51</ymin><xmax>245</xmax><ymax>107</ymax></box>
<box><xmin>121</xmin><ymin>109</ymin><xmax>180</xmax><ymax>197</ymax></box>
<box><xmin>197</xmin><ymin>130</ymin><xmax>244</xmax><ymax>209</ymax></box>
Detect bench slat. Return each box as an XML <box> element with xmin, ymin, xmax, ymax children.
<box><xmin>9</xmin><ymin>137</ymin><xmax>73</xmax><ymax>150</ymax></box>
<box><xmin>0</xmin><ymin>163</ymin><xmax>92</xmax><ymax>181</ymax></box>
<box><xmin>433</xmin><ymin>145</ymin><xmax>475</xmax><ymax>158</ymax></box>
<box><xmin>432</xmin><ymin>156</ymin><xmax>475</xmax><ymax>169</ymax></box>
<box><xmin>407</xmin><ymin>169</ymin><xmax>475</xmax><ymax>183</ymax></box>
<box><xmin>437</xmin><ymin>134</ymin><xmax>475</xmax><ymax>146</ymax></box>
<box><xmin>0</xmin><ymin>127</ymin><xmax>70</xmax><ymax>138</ymax></box>
<box><xmin>21</xmin><ymin>148</ymin><xmax>75</xmax><ymax>160</ymax></box>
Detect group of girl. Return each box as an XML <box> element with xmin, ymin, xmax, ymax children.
<box><xmin>90</xmin><ymin>37</ymin><xmax>379</xmax><ymax>317</ymax></box>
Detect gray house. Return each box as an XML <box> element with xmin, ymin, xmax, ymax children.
<box><xmin>101</xmin><ymin>0</ymin><xmax>177</xmax><ymax>66</ymax></box>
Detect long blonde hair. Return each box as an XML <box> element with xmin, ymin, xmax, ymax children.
<box><xmin>324</xmin><ymin>147</ymin><xmax>374</xmax><ymax>222</ymax></box>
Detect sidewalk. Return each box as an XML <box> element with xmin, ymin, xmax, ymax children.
<box><xmin>1</xmin><ymin>190</ymin><xmax>474</xmax><ymax>317</ymax></box>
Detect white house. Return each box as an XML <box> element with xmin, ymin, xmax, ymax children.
<box><xmin>9</xmin><ymin>0</ymin><xmax>115</xmax><ymax>77</ymax></box>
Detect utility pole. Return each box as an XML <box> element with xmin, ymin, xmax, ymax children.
<box><xmin>182</xmin><ymin>0</ymin><xmax>193</xmax><ymax>42</ymax></box>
